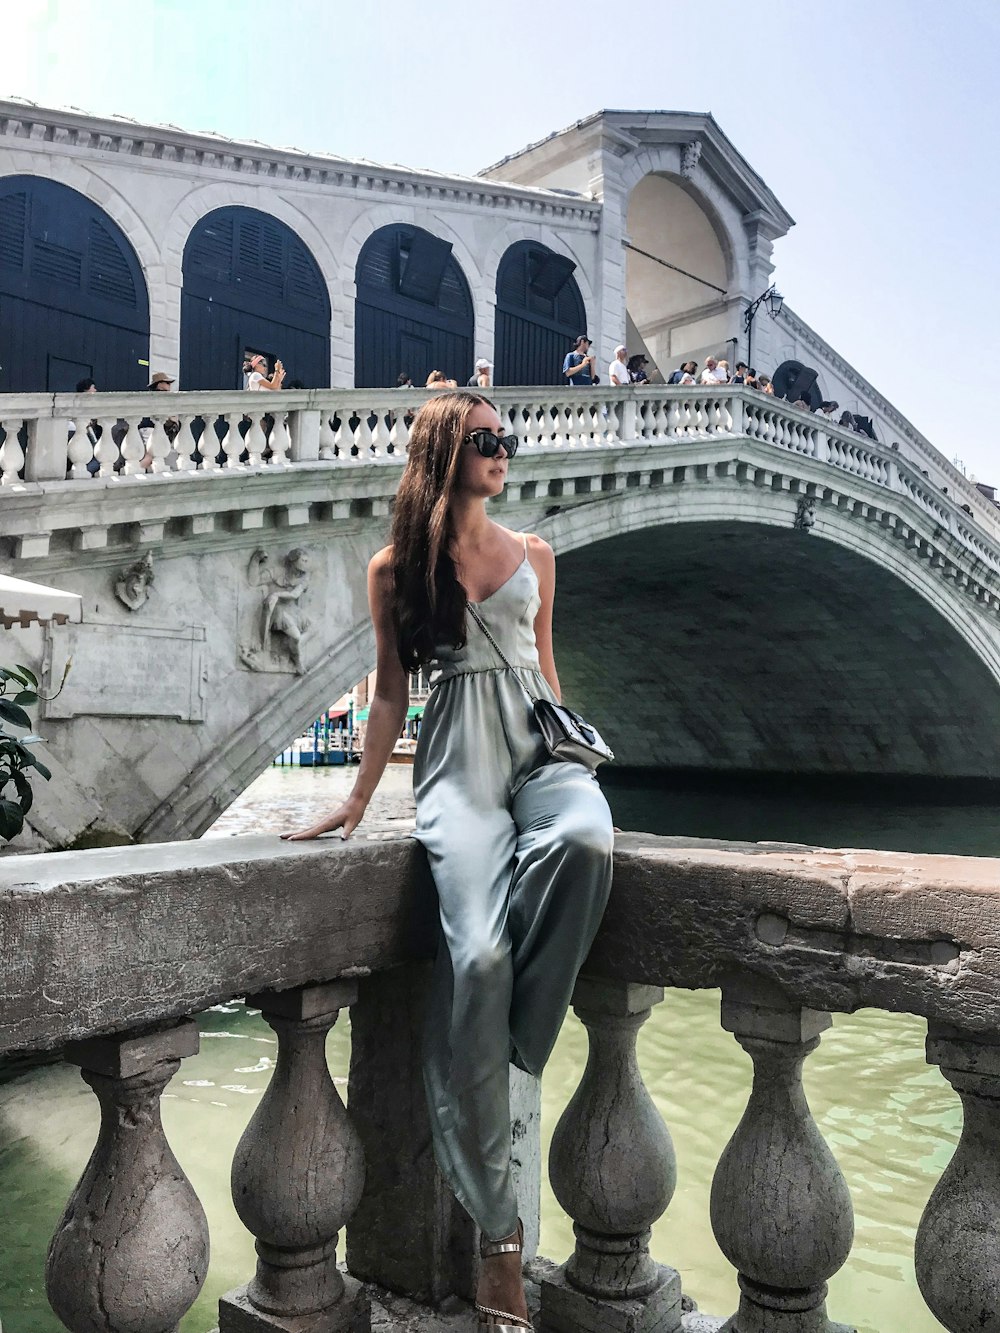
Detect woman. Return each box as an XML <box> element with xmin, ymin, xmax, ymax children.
<box><xmin>427</xmin><ymin>368</ymin><xmax>459</xmax><ymax>389</ymax></box>
<box><xmin>284</xmin><ymin>392</ymin><xmax>614</xmax><ymax>1329</ymax></box>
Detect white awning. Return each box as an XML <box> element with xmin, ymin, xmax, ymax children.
<box><xmin>0</xmin><ymin>574</ymin><xmax>83</xmax><ymax>629</ymax></box>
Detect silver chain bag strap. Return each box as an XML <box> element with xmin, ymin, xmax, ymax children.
<box><xmin>466</xmin><ymin>601</ymin><xmax>614</xmax><ymax>772</ymax></box>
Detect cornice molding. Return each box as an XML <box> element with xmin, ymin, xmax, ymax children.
<box><xmin>0</xmin><ymin>101</ymin><xmax>601</xmax><ymax>226</ymax></box>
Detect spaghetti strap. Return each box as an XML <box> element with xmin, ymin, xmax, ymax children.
<box><xmin>522</xmin><ymin>533</ymin><xmax>528</xmax><ymax>557</ymax></box>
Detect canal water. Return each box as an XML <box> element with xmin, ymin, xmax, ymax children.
<box><xmin>3</xmin><ymin>763</ymin><xmax>992</xmax><ymax>1332</ymax></box>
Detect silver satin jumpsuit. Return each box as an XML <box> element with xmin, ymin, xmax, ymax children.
<box><xmin>413</xmin><ymin>539</ymin><xmax>614</xmax><ymax>1241</ymax></box>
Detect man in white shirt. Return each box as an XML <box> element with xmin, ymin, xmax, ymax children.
<box><xmin>700</xmin><ymin>357</ymin><xmax>722</xmax><ymax>385</ymax></box>
<box><xmin>609</xmin><ymin>345</ymin><xmax>630</xmax><ymax>387</ymax></box>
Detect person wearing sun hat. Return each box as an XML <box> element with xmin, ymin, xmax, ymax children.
<box><xmin>468</xmin><ymin>358</ymin><xmax>493</xmax><ymax>389</ymax></box>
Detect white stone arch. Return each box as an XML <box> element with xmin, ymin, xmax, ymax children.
<box><xmin>536</xmin><ymin>482</ymin><xmax>1000</xmax><ymax>688</ymax></box>
<box><xmin>617</xmin><ymin>146</ymin><xmax>750</xmax><ymax>295</ymax></box>
<box><xmin>480</xmin><ymin>220</ymin><xmax>598</xmax><ymax>329</ymax></box>
<box><xmin>336</xmin><ymin>204</ymin><xmax>488</xmax><ymax>385</ymax></box>
<box><xmin>160</xmin><ymin>181</ymin><xmax>343</xmax><ymax>381</ymax></box>
<box><xmin>0</xmin><ymin>150</ymin><xmax>161</xmax><ymax>314</ymax></box>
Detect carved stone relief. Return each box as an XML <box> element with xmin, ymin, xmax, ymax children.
<box><xmin>239</xmin><ymin>548</ymin><xmax>313</xmax><ymax>675</ymax></box>
<box><xmin>680</xmin><ymin>141</ymin><xmax>702</xmax><ymax>178</ymax></box>
<box><xmin>794</xmin><ymin>496</ymin><xmax>817</xmax><ymax>532</ymax></box>
<box><xmin>114</xmin><ymin>552</ymin><xmax>155</xmax><ymax>611</ymax></box>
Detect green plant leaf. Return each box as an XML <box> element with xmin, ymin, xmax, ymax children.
<box><xmin>0</xmin><ymin>699</ymin><xmax>32</xmax><ymax>730</ymax></box>
<box><xmin>12</xmin><ymin>771</ymin><xmax>33</xmax><ymax>815</ymax></box>
<box><xmin>0</xmin><ymin>799</ymin><xmax>24</xmax><ymax>841</ymax></box>
<box><xmin>13</xmin><ymin>691</ymin><xmax>38</xmax><ymax>707</ymax></box>
<box><xmin>18</xmin><ymin>735</ymin><xmax>43</xmax><ymax>745</ymax></box>
<box><xmin>15</xmin><ymin>665</ymin><xmax>38</xmax><ymax>688</ymax></box>
<box><xmin>24</xmin><ymin>755</ymin><xmax>51</xmax><ymax>781</ymax></box>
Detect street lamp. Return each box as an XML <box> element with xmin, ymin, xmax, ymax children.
<box><xmin>743</xmin><ymin>285</ymin><xmax>784</xmax><ymax>371</ymax></box>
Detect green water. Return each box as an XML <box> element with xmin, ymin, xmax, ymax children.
<box><xmin>1</xmin><ymin>765</ymin><xmax>988</xmax><ymax>1333</ymax></box>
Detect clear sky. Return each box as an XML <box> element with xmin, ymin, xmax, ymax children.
<box><xmin>2</xmin><ymin>0</ymin><xmax>998</xmax><ymax>478</ymax></box>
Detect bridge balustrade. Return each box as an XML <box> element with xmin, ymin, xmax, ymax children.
<box><xmin>1</xmin><ymin>384</ymin><xmax>996</xmax><ymax>541</ymax></box>
<box><xmin>1</xmin><ymin>832</ymin><xmax>998</xmax><ymax>1332</ymax></box>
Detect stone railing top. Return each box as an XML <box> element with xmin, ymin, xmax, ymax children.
<box><xmin>2</xmin><ymin>831</ymin><xmax>998</xmax><ymax>1057</ymax></box>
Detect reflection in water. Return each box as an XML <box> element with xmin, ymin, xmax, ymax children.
<box><xmin>0</xmin><ymin>765</ymin><xmax>976</xmax><ymax>1332</ymax></box>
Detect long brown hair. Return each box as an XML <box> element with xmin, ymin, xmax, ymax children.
<box><xmin>390</xmin><ymin>391</ymin><xmax>490</xmax><ymax>671</ymax></box>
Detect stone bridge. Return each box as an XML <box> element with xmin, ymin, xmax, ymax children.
<box><xmin>3</xmin><ymin>384</ymin><xmax>1000</xmax><ymax>850</ymax></box>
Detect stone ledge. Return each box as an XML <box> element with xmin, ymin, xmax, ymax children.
<box><xmin>5</xmin><ymin>832</ymin><xmax>1000</xmax><ymax>1055</ymax></box>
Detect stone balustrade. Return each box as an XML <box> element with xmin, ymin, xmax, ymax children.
<box><xmin>2</xmin><ymin>831</ymin><xmax>1000</xmax><ymax>1332</ymax></box>
<box><xmin>2</xmin><ymin>384</ymin><xmax>998</xmax><ymax>548</ymax></box>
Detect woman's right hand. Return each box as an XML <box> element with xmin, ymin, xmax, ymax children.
<box><xmin>280</xmin><ymin>794</ymin><xmax>368</xmax><ymax>842</ymax></box>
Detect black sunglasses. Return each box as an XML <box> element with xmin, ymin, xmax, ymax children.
<box><xmin>463</xmin><ymin>429</ymin><xmax>518</xmax><ymax>459</ymax></box>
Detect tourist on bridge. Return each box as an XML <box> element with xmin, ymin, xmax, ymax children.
<box><xmin>562</xmin><ymin>334</ymin><xmax>596</xmax><ymax>386</ymax></box>
<box><xmin>284</xmin><ymin>391</ymin><xmax>613</xmax><ymax>1331</ymax></box>
<box><xmin>608</xmin><ymin>344</ymin><xmax>631</xmax><ymax>387</ymax></box>
<box><xmin>628</xmin><ymin>353</ymin><xmax>651</xmax><ymax>383</ymax></box>
<box><xmin>243</xmin><ymin>352</ymin><xmax>285</xmax><ymax>390</ymax></box>
<box><xmin>468</xmin><ymin>358</ymin><xmax>493</xmax><ymax>389</ymax></box>
<box><xmin>667</xmin><ymin>359</ymin><xmax>697</xmax><ymax>384</ymax></box>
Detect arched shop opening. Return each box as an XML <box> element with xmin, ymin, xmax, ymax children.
<box><xmin>0</xmin><ymin>175</ymin><xmax>149</xmax><ymax>392</ymax></box>
<box><xmin>181</xmin><ymin>206</ymin><xmax>330</xmax><ymax>390</ymax></box>
<box><xmin>625</xmin><ymin>173</ymin><xmax>731</xmax><ymax>380</ymax></box>
<box><xmin>354</xmin><ymin>224</ymin><xmax>474</xmax><ymax>388</ymax></box>
<box><xmin>494</xmin><ymin>240</ymin><xmax>586</xmax><ymax>386</ymax></box>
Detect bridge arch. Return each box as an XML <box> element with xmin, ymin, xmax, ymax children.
<box><xmin>493</xmin><ymin>239</ymin><xmax>587</xmax><ymax>386</ymax></box>
<box><xmin>622</xmin><ymin>164</ymin><xmax>736</xmax><ymax>381</ymax></box>
<box><xmin>354</xmin><ymin>222</ymin><xmax>475</xmax><ymax>388</ymax></box>
<box><xmin>0</xmin><ymin>174</ymin><xmax>150</xmax><ymax>392</ymax></box>
<box><xmin>537</xmin><ymin>487</ymin><xmax>1000</xmax><ymax>777</ymax></box>
<box><xmin>180</xmin><ymin>205</ymin><xmax>331</xmax><ymax>389</ymax></box>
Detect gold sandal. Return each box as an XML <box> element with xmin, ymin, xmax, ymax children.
<box><xmin>476</xmin><ymin>1221</ymin><xmax>533</xmax><ymax>1330</ymax></box>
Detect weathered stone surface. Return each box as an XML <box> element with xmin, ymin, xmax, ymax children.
<box><xmin>914</xmin><ymin>1025</ymin><xmax>1000</xmax><ymax>1332</ymax></box>
<box><xmin>7</xmin><ymin>833</ymin><xmax>1000</xmax><ymax>1061</ymax></box>
<box><xmin>223</xmin><ymin>984</ymin><xmax>365</xmax><ymax>1330</ymax></box>
<box><xmin>46</xmin><ymin>1019</ymin><xmax>210</xmax><ymax>1333</ymax></box>
<box><xmin>346</xmin><ymin>964</ymin><xmax>477</xmax><ymax>1305</ymax></box>
<box><xmin>219</xmin><ymin>1276</ymin><xmax>369</xmax><ymax>1333</ymax></box>
<box><xmin>541</xmin><ymin>1261</ymin><xmax>682</xmax><ymax>1332</ymax></box>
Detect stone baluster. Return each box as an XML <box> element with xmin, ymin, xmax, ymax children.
<box><xmin>46</xmin><ymin>1020</ymin><xmax>209</xmax><ymax>1333</ymax></box>
<box><xmin>245</xmin><ymin>413</ymin><xmax>269</xmax><ymax>466</ymax></box>
<box><xmin>369</xmin><ymin>409</ymin><xmax>391</xmax><ymax>457</ymax></box>
<box><xmin>145</xmin><ymin>418</ymin><xmax>172</xmax><ymax>473</ymax></box>
<box><xmin>92</xmin><ymin>416</ymin><xmax>119</xmax><ymax>477</ymax></box>
<box><xmin>119</xmin><ymin>417</ymin><xmax>146</xmax><ymax>475</ymax></box>
<box><xmin>268</xmin><ymin>413</ymin><xmax>291</xmax><ymax>465</ymax></box>
<box><xmin>319</xmin><ymin>412</ymin><xmax>338</xmax><ymax>459</ymax></box>
<box><xmin>332</xmin><ymin>413</ymin><xmax>352</xmax><ymax>458</ymax></box>
<box><xmin>388</xmin><ymin>409</ymin><xmax>410</xmax><ymax>455</ymax></box>
<box><xmin>354</xmin><ymin>412</ymin><xmax>375</xmax><ymax>457</ymax></box>
<box><xmin>67</xmin><ymin>420</ymin><xmax>95</xmax><ymax>479</ymax></box>
<box><xmin>603</xmin><ymin>395</ymin><xmax>620</xmax><ymax>445</ymax></box>
<box><xmin>653</xmin><ymin>396</ymin><xmax>670</xmax><ymax>440</ymax></box>
<box><xmin>915</xmin><ymin>1023</ymin><xmax>1000</xmax><ymax>1332</ymax></box>
<box><xmin>220</xmin><ymin>981</ymin><xmax>368</xmax><ymax>1333</ymax></box>
<box><xmin>0</xmin><ymin>419</ymin><xmax>25</xmax><ymax>485</ymax></box>
<box><xmin>172</xmin><ymin>413</ymin><xmax>198</xmax><ymax>471</ymax></box>
<box><xmin>216</xmin><ymin>412</ymin><xmax>241</xmax><ymax>468</ymax></box>
<box><xmin>541</xmin><ymin>977</ymin><xmax>682</xmax><ymax>1333</ymax></box>
<box><xmin>709</xmin><ymin>977</ymin><xmax>854</xmax><ymax>1333</ymax></box>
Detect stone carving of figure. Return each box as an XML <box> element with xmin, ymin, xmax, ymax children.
<box><xmin>114</xmin><ymin>552</ymin><xmax>155</xmax><ymax>611</ymax></box>
<box><xmin>794</xmin><ymin>495</ymin><xmax>817</xmax><ymax>532</ymax></box>
<box><xmin>242</xmin><ymin>548</ymin><xmax>312</xmax><ymax>674</ymax></box>
<box><xmin>680</xmin><ymin>141</ymin><xmax>702</xmax><ymax>178</ymax></box>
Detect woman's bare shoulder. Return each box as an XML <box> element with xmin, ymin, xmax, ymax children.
<box><xmin>368</xmin><ymin>545</ymin><xmax>394</xmax><ymax>589</ymax></box>
<box><xmin>522</xmin><ymin>532</ymin><xmax>554</xmax><ymax>562</ymax></box>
